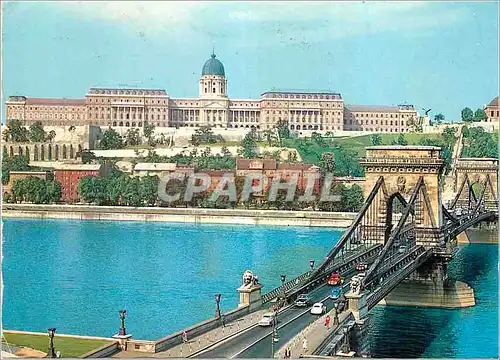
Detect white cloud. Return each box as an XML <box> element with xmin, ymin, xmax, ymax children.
<box><xmin>50</xmin><ymin>1</ymin><xmax>466</xmax><ymax>43</ymax></box>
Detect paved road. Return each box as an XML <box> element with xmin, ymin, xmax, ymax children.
<box><xmin>195</xmin><ymin>284</ymin><xmax>340</xmax><ymax>358</ymax></box>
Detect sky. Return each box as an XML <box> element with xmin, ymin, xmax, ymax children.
<box><xmin>1</xmin><ymin>1</ymin><xmax>499</xmax><ymax>122</ymax></box>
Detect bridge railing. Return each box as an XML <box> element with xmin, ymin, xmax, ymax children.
<box><xmin>365</xmin><ymin>247</ymin><xmax>432</xmax><ymax>310</ymax></box>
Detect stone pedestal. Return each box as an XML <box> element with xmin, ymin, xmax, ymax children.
<box><xmin>112</xmin><ymin>334</ymin><xmax>132</xmax><ymax>351</ymax></box>
<box><xmin>237</xmin><ymin>283</ymin><xmax>263</xmax><ymax>311</ymax></box>
<box><xmin>380</xmin><ymin>279</ymin><xmax>475</xmax><ymax>308</ymax></box>
<box><xmin>345</xmin><ymin>292</ymin><xmax>368</xmax><ymax>322</ymax></box>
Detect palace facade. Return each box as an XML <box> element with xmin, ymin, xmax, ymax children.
<box><xmin>5</xmin><ymin>52</ymin><xmax>418</xmax><ymax>133</ymax></box>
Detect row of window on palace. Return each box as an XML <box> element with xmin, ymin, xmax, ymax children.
<box><xmin>489</xmin><ymin>110</ymin><xmax>499</xmax><ymax>117</ymax></box>
<box><xmin>348</xmin><ymin>119</ymin><xmax>409</xmax><ymax>126</ymax></box>
<box><xmin>87</xmin><ymin>98</ymin><xmax>167</xmax><ymax>104</ymax></box>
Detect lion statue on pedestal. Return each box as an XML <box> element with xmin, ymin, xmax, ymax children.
<box><xmin>241</xmin><ymin>270</ymin><xmax>259</xmax><ymax>289</ymax></box>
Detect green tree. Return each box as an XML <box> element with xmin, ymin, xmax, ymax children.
<box><xmin>241</xmin><ymin>129</ymin><xmax>258</xmax><ymax>158</ymax></box>
<box><xmin>276</xmin><ymin>120</ymin><xmax>290</xmax><ymax>145</ymax></box>
<box><xmin>100</xmin><ymin>128</ymin><xmax>124</xmax><ymax>149</ymax></box>
<box><xmin>46</xmin><ymin>130</ymin><xmax>56</xmax><ymax>142</ymax></box>
<box><xmin>434</xmin><ymin>113</ymin><xmax>445</xmax><ymax>124</ymax></box>
<box><xmin>125</xmin><ymin>128</ymin><xmax>141</xmax><ymax>146</ymax></box>
<box><xmin>371</xmin><ymin>134</ymin><xmax>382</xmax><ymax>145</ymax></box>
<box><xmin>220</xmin><ymin>146</ymin><xmax>232</xmax><ymax>157</ymax></box>
<box><xmin>318</xmin><ymin>152</ymin><xmax>335</xmax><ymax>173</ymax></box>
<box><xmin>340</xmin><ymin>184</ymin><xmax>364</xmax><ymax>212</ymax></box>
<box><xmin>191</xmin><ymin>126</ymin><xmax>221</xmax><ymax>146</ymax></box>
<box><xmin>28</xmin><ymin>122</ymin><xmax>46</xmax><ymax>142</ymax></box>
<box><xmin>144</xmin><ymin>124</ymin><xmax>156</xmax><ymax>145</ymax></box>
<box><xmin>473</xmin><ymin>108</ymin><xmax>488</xmax><ymax>122</ymax></box>
<box><xmin>2</xmin><ymin>155</ymin><xmax>30</xmax><ymax>184</ymax></box>
<box><xmin>397</xmin><ymin>133</ymin><xmax>408</xmax><ymax>146</ymax></box>
<box><xmin>11</xmin><ymin>177</ymin><xmax>61</xmax><ymax>204</ymax></box>
<box><xmin>140</xmin><ymin>175</ymin><xmax>159</xmax><ymax>206</ymax></box>
<box><xmin>461</xmin><ymin>107</ymin><xmax>474</xmax><ymax>122</ymax></box>
<box><xmin>80</xmin><ymin>150</ymin><xmax>97</xmax><ymax>164</ymax></box>
<box><xmin>334</xmin><ymin>148</ymin><xmax>363</xmax><ymax>177</ymax></box>
<box><xmin>263</xmin><ymin>129</ymin><xmax>278</xmax><ymax>146</ymax></box>
<box><xmin>77</xmin><ymin>176</ymin><xmax>108</xmax><ymax>205</ymax></box>
<box><xmin>5</xmin><ymin>120</ymin><xmax>29</xmax><ymax>142</ymax></box>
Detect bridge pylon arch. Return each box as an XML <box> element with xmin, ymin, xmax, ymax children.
<box><xmin>360</xmin><ymin>146</ymin><xmax>445</xmax><ymax>248</ymax></box>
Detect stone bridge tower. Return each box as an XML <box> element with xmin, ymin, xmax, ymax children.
<box><xmin>359</xmin><ymin>146</ymin><xmax>445</xmax><ymax>248</ymax></box>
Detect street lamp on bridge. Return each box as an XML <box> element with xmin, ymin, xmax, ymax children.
<box><xmin>47</xmin><ymin>328</ymin><xmax>56</xmax><ymax>358</ymax></box>
<box><xmin>280</xmin><ymin>274</ymin><xmax>286</xmax><ymax>286</ymax></box>
<box><xmin>118</xmin><ymin>309</ymin><xmax>127</xmax><ymax>336</ymax></box>
<box><xmin>215</xmin><ymin>293</ymin><xmax>222</xmax><ymax>318</ymax></box>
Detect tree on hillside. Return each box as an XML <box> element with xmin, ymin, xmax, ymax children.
<box><xmin>276</xmin><ymin>120</ymin><xmax>290</xmax><ymax>145</ymax></box>
<box><xmin>4</xmin><ymin>120</ymin><xmax>29</xmax><ymax>142</ymax></box>
<box><xmin>371</xmin><ymin>134</ymin><xmax>382</xmax><ymax>146</ymax></box>
<box><xmin>397</xmin><ymin>133</ymin><xmax>408</xmax><ymax>146</ymax></box>
<box><xmin>241</xmin><ymin>129</ymin><xmax>258</xmax><ymax>158</ymax></box>
<box><xmin>143</xmin><ymin>124</ymin><xmax>156</xmax><ymax>146</ymax></box>
<box><xmin>473</xmin><ymin>108</ymin><xmax>488</xmax><ymax>122</ymax></box>
<box><xmin>318</xmin><ymin>152</ymin><xmax>335</xmax><ymax>173</ymax></box>
<box><xmin>434</xmin><ymin>113</ymin><xmax>445</xmax><ymax>124</ymax></box>
<box><xmin>47</xmin><ymin>130</ymin><xmax>56</xmax><ymax>142</ymax></box>
<box><xmin>461</xmin><ymin>107</ymin><xmax>474</xmax><ymax>122</ymax></box>
<box><xmin>125</xmin><ymin>128</ymin><xmax>141</xmax><ymax>146</ymax></box>
<box><xmin>28</xmin><ymin>122</ymin><xmax>47</xmax><ymax>142</ymax></box>
<box><xmin>191</xmin><ymin>126</ymin><xmax>221</xmax><ymax>146</ymax></box>
<box><xmin>2</xmin><ymin>155</ymin><xmax>30</xmax><ymax>184</ymax></box>
<box><xmin>263</xmin><ymin>129</ymin><xmax>278</xmax><ymax>146</ymax></box>
<box><xmin>99</xmin><ymin>128</ymin><xmax>123</xmax><ymax>149</ymax></box>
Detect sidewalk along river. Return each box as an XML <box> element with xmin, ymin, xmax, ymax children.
<box><xmin>2</xmin><ymin>218</ymin><xmax>497</xmax><ymax>357</ymax></box>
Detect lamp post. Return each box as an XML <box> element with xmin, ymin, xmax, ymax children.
<box><xmin>118</xmin><ymin>309</ymin><xmax>127</xmax><ymax>336</ymax></box>
<box><xmin>309</xmin><ymin>259</ymin><xmax>315</xmax><ymax>274</ymax></box>
<box><xmin>280</xmin><ymin>274</ymin><xmax>287</xmax><ymax>305</ymax></box>
<box><xmin>47</xmin><ymin>328</ymin><xmax>56</xmax><ymax>358</ymax></box>
<box><xmin>270</xmin><ymin>307</ymin><xmax>279</xmax><ymax>357</ymax></box>
<box><xmin>215</xmin><ymin>293</ymin><xmax>222</xmax><ymax>318</ymax></box>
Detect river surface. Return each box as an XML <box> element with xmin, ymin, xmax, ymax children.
<box><xmin>2</xmin><ymin>219</ymin><xmax>498</xmax><ymax>358</ymax></box>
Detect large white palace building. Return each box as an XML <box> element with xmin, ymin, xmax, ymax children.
<box><xmin>5</xmin><ymin>52</ymin><xmax>418</xmax><ymax>133</ymax></box>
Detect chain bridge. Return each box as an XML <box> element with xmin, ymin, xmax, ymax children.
<box><xmin>280</xmin><ymin>147</ymin><xmax>498</xmax><ymax>321</ymax></box>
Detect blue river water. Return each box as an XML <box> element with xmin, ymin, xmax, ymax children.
<box><xmin>2</xmin><ymin>218</ymin><xmax>498</xmax><ymax>358</ymax></box>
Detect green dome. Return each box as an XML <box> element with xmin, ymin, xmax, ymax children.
<box><xmin>202</xmin><ymin>53</ymin><xmax>225</xmax><ymax>76</ymax></box>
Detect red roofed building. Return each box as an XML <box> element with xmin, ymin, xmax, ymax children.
<box><xmin>276</xmin><ymin>163</ymin><xmax>323</xmax><ymax>194</ymax></box>
<box><xmin>54</xmin><ymin>163</ymin><xmax>112</xmax><ymax>202</ymax></box>
<box><xmin>484</xmin><ymin>96</ymin><xmax>499</xmax><ymax>123</ymax></box>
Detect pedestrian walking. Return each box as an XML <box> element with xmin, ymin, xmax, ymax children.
<box><xmin>302</xmin><ymin>338</ymin><xmax>308</xmax><ymax>354</ymax></box>
<box><xmin>182</xmin><ymin>330</ymin><xmax>188</xmax><ymax>343</ymax></box>
<box><xmin>325</xmin><ymin>314</ymin><xmax>331</xmax><ymax>329</ymax></box>
<box><xmin>286</xmin><ymin>347</ymin><xmax>292</xmax><ymax>358</ymax></box>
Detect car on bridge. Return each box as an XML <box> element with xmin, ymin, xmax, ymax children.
<box><xmin>327</xmin><ymin>272</ymin><xmax>342</xmax><ymax>286</ymax></box>
<box><xmin>294</xmin><ymin>294</ymin><xmax>312</xmax><ymax>307</ymax></box>
<box><xmin>331</xmin><ymin>287</ymin><xmax>342</xmax><ymax>300</ymax></box>
<box><xmin>258</xmin><ymin>312</ymin><xmax>276</xmax><ymax>327</ymax></box>
<box><xmin>356</xmin><ymin>262</ymin><xmax>367</xmax><ymax>271</ymax></box>
<box><xmin>311</xmin><ymin>302</ymin><xmax>327</xmax><ymax>315</ymax></box>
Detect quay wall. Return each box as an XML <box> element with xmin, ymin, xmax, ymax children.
<box><xmin>1</xmin><ymin>204</ymin><xmax>356</xmax><ymax>228</ymax></box>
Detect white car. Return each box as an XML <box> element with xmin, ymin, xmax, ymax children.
<box><xmin>258</xmin><ymin>312</ymin><xmax>275</xmax><ymax>327</ymax></box>
<box><xmin>310</xmin><ymin>302</ymin><xmax>327</xmax><ymax>315</ymax></box>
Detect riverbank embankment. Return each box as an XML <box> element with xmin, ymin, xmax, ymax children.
<box><xmin>1</xmin><ymin>204</ymin><xmax>356</xmax><ymax>227</ymax></box>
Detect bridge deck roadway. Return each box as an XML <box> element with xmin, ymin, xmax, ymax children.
<box><xmin>195</xmin><ymin>284</ymin><xmax>337</xmax><ymax>358</ymax></box>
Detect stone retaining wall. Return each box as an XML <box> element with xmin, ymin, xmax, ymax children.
<box><xmin>79</xmin><ymin>342</ymin><xmax>120</xmax><ymax>358</ymax></box>
<box><xmin>2</xmin><ymin>204</ymin><xmax>355</xmax><ymax>228</ymax></box>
